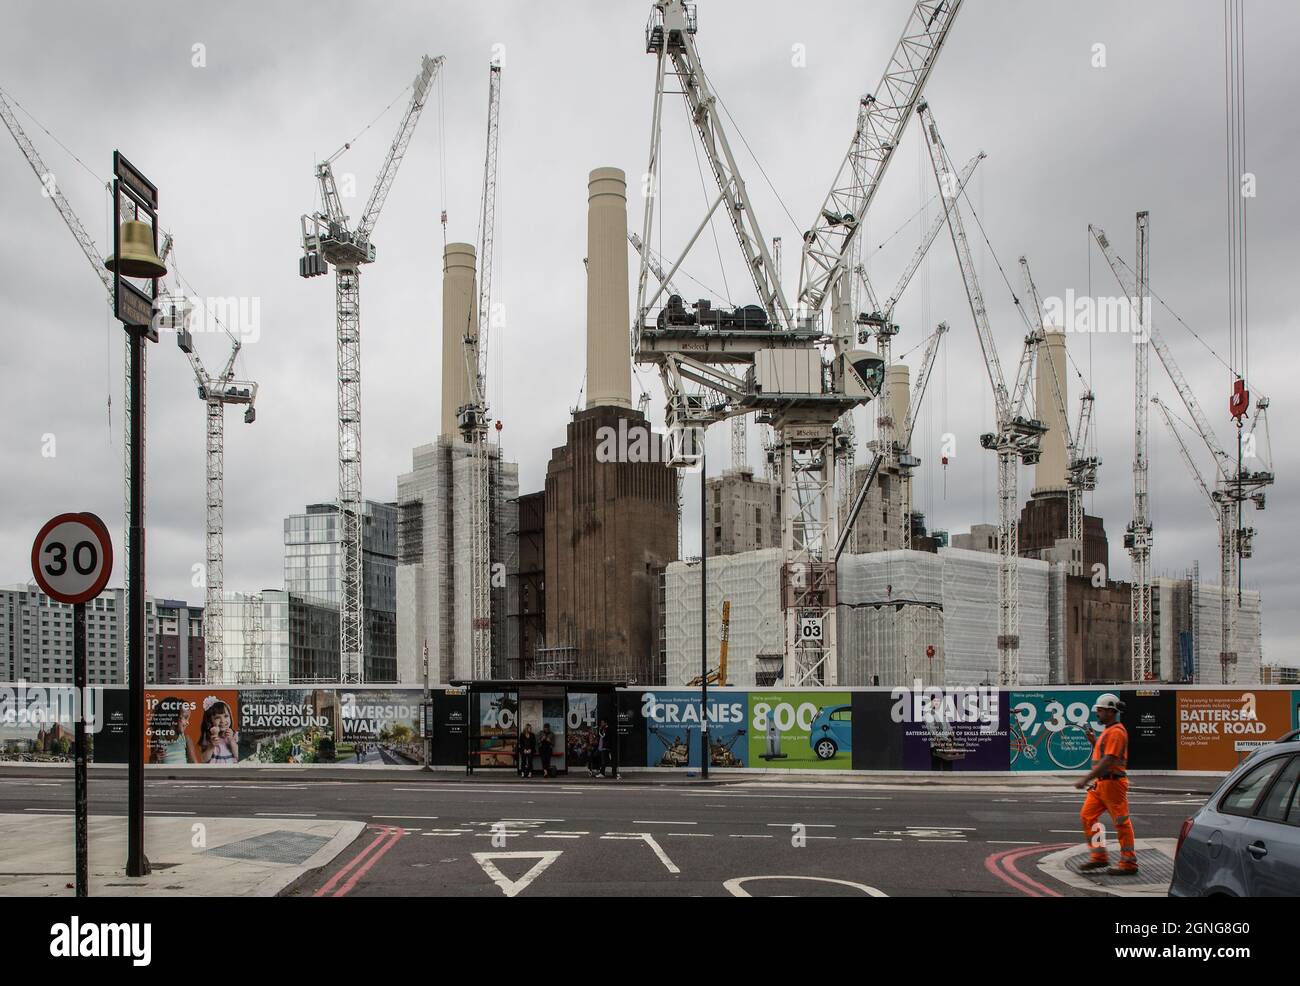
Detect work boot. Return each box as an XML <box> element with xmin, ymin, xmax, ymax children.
<box><xmin>1107</xmin><ymin>865</ymin><xmax>1140</xmax><ymax>876</ymax></box>
<box><xmin>1078</xmin><ymin>859</ymin><xmax>1110</xmax><ymax>872</ymax></box>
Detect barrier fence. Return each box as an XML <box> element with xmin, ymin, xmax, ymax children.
<box><xmin>2</xmin><ymin>683</ymin><xmax>1296</xmax><ymax>773</ymax></box>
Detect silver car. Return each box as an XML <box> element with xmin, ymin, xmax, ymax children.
<box><xmin>1170</xmin><ymin>737</ymin><xmax>1300</xmax><ymax>896</ymax></box>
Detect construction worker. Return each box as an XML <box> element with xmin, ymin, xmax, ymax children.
<box><xmin>1074</xmin><ymin>693</ymin><xmax>1139</xmax><ymax>876</ymax></box>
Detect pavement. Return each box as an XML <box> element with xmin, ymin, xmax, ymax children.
<box><xmin>0</xmin><ymin>812</ymin><xmax>363</xmax><ymax>896</ymax></box>
<box><xmin>0</xmin><ymin>763</ymin><xmax>1228</xmax><ymax>795</ymax></box>
<box><xmin>0</xmin><ymin>769</ymin><xmax>1215</xmax><ymax>897</ymax></box>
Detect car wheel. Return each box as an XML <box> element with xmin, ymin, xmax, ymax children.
<box><xmin>814</xmin><ymin>738</ymin><xmax>838</xmax><ymax>760</ymax></box>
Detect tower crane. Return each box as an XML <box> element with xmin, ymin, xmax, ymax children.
<box><xmin>300</xmin><ymin>55</ymin><xmax>443</xmax><ymax>684</ymax></box>
<box><xmin>1093</xmin><ymin>219</ymin><xmax>1274</xmax><ymax>684</ymax></box>
<box><xmin>2</xmin><ymin>89</ymin><xmax>257</xmax><ymax>683</ymax></box>
<box><xmin>459</xmin><ymin>61</ymin><xmax>502</xmax><ymax>680</ymax></box>
<box><xmin>633</xmin><ymin>0</ymin><xmax>958</xmax><ymax>685</ymax></box>
<box><xmin>849</xmin><ymin>151</ymin><xmax>980</xmax><ymax>550</ymax></box>
<box><xmin>1097</xmin><ymin>215</ymin><xmax>1279</xmax><ymax>681</ymax></box>
<box><xmin>919</xmin><ymin>101</ymin><xmax>1044</xmax><ymax>685</ymax></box>
<box><xmin>167</xmin><ymin>294</ymin><xmax>257</xmax><ymax>683</ymax></box>
<box><xmin>897</xmin><ymin>320</ymin><xmax>948</xmax><ymax>548</ymax></box>
<box><xmin>1019</xmin><ymin>256</ymin><xmax>1098</xmax><ymax>570</ymax></box>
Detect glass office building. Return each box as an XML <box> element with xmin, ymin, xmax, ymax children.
<box><xmin>283</xmin><ymin>501</ymin><xmax>397</xmax><ymax>682</ymax></box>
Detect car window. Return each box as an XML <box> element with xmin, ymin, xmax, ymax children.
<box><xmin>1255</xmin><ymin>755</ymin><xmax>1300</xmax><ymax>824</ymax></box>
<box><xmin>1221</xmin><ymin>756</ymin><xmax>1286</xmax><ymax>817</ymax></box>
<box><xmin>831</xmin><ymin>709</ymin><xmax>850</xmax><ymax>721</ymax></box>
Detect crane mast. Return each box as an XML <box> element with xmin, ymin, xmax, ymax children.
<box><xmin>462</xmin><ymin>61</ymin><xmax>502</xmax><ymax>681</ymax></box>
<box><xmin>920</xmin><ymin>101</ymin><xmax>1042</xmax><ymax>686</ymax></box>
<box><xmin>1</xmin><ymin>90</ymin><xmax>261</xmax><ymax>685</ymax></box>
<box><xmin>1095</xmin><ymin>219</ymin><xmax>1273</xmax><ymax>683</ymax></box>
<box><xmin>635</xmin><ymin>1</ymin><xmax>892</xmax><ymax>686</ymax></box>
<box><xmin>798</xmin><ymin>0</ymin><xmax>962</xmax><ymax>321</ymax></box>
<box><xmin>300</xmin><ymin>55</ymin><xmax>442</xmax><ymax>684</ymax></box>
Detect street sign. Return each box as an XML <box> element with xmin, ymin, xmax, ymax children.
<box><xmin>31</xmin><ymin>511</ymin><xmax>112</xmax><ymax>899</ymax></box>
<box><xmin>30</xmin><ymin>512</ymin><xmax>113</xmax><ymax>605</ymax></box>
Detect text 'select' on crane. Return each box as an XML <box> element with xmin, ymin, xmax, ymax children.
<box><xmin>300</xmin><ymin>55</ymin><xmax>443</xmax><ymax>684</ymax></box>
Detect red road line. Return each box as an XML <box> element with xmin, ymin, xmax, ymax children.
<box><xmin>313</xmin><ymin>825</ymin><xmax>392</xmax><ymax>898</ymax></box>
<box><xmin>985</xmin><ymin>842</ymin><xmax>1072</xmax><ymax>897</ymax></box>
<box><xmin>331</xmin><ymin>825</ymin><xmax>405</xmax><ymax>897</ymax></box>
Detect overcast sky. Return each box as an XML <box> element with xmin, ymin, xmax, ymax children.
<box><xmin>1</xmin><ymin>0</ymin><xmax>1295</xmax><ymax>667</ymax></box>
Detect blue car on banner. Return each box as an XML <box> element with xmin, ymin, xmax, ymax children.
<box><xmin>810</xmin><ymin>705</ymin><xmax>852</xmax><ymax>760</ymax></box>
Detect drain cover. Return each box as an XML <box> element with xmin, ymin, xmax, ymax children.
<box><xmin>1064</xmin><ymin>847</ymin><xmax>1174</xmax><ymax>887</ymax></box>
<box><xmin>206</xmin><ymin>830</ymin><xmax>330</xmax><ymax>865</ymax></box>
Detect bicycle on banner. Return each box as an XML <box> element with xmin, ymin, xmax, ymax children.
<box><xmin>1010</xmin><ymin>700</ymin><xmax>1094</xmax><ymax>769</ymax></box>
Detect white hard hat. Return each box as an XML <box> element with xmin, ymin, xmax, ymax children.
<box><xmin>1094</xmin><ymin>693</ymin><xmax>1126</xmax><ymax>712</ymax></box>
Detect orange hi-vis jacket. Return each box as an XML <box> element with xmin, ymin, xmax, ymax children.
<box><xmin>1091</xmin><ymin>721</ymin><xmax>1129</xmax><ymax>779</ymax></box>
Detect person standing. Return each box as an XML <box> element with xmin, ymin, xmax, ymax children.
<box><xmin>519</xmin><ymin>724</ymin><xmax>537</xmax><ymax>778</ymax></box>
<box><xmin>538</xmin><ymin>723</ymin><xmax>555</xmax><ymax>778</ymax></box>
<box><xmin>1075</xmin><ymin>694</ymin><xmax>1139</xmax><ymax>876</ymax></box>
<box><xmin>594</xmin><ymin>720</ymin><xmax>610</xmax><ymax>778</ymax></box>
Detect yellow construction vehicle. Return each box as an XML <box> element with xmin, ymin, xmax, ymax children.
<box><xmin>687</xmin><ymin>600</ymin><xmax>730</xmax><ymax>687</ymax></box>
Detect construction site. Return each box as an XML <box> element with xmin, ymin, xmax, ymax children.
<box><xmin>0</xmin><ymin>0</ymin><xmax>1281</xmax><ymax>696</ymax></box>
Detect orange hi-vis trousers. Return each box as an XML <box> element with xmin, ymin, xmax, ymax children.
<box><xmin>1081</xmin><ymin>778</ymin><xmax>1137</xmax><ymax>868</ymax></box>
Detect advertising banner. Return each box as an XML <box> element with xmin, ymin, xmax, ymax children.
<box><xmin>1176</xmin><ymin>689</ymin><xmax>1294</xmax><ymax>771</ymax></box>
<box><xmin>238</xmin><ymin>689</ymin><xmax>338</xmax><ymax>763</ymax></box>
<box><xmin>642</xmin><ymin>690</ymin><xmax>748</xmax><ymax>768</ymax></box>
<box><xmin>897</xmin><ymin>685</ymin><xmax>1008</xmax><ymax>771</ymax></box>
<box><xmin>565</xmin><ymin>692</ymin><xmax>598</xmax><ymax>770</ymax></box>
<box><xmin>1009</xmin><ymin>690</ymin><xmax>1104</xmax><ymax>772</ymax></box>
<box><xmin>476</xmin><ymin>690</ymin><xmax>518</xmax><ymax>768</ymax></box>
<box><xmin>748</xmin><ymin>691</ymin><xmax>850</xmax><ymax>769</ymax></box>
<box><xmin>145</xmin><ymin>689</ymin><xmax>239</xmax><ymax>764</ymax></box>
<box><xmin>1293</xmin><ymin>691</ymin><xmax>1300</xmax><ymax>732</ymax></box>
<box><xmin>338</xmin><ymin>690</ymin><xmax>425</xmax><ymax>765</ymax></box>
<box><xmin>0</xmin><ymin>685</ymin><xmax>123</xmax><ymax>763</ymax></box>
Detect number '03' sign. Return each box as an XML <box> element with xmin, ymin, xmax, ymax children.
<box><xmin>30</xmin><ymin>513</ymin><xmax>114</xmax><ymax>605</ymax></box>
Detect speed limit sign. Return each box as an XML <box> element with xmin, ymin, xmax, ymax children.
<box><xmin>30</xmin><ymin>512</ymin><xmax>114</xmax><ymax>605</ymax></box>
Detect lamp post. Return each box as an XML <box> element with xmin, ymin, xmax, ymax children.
<box><xmin>105</xmin><ymin>151</ymin><xmax>165</xmax><ymax>878</ymax></box>
<box><xmin>700</xmin><ymin>445</ymin><xmax>708</xmax><ymax>780</ymax></box>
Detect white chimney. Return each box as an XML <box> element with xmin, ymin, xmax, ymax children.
<box><xmin>585</xmin><ymin>167</ymin><xmax>632</xmax><ymax>410</ymax></box>
<box><xmin>1033</xmin><ymin>327</ymin><xmax>1069</xmax><ymax>494</ymax></box>
<box><xmin>441</xmin><ymin>242</ymin><xmax>477</xmax><ymax>441</ymax></box>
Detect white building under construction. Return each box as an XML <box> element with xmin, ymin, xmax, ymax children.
<box><xmin>395</xmin><ymin>242</ymin><xmax>519</xmax><ymax>683</ymax></box>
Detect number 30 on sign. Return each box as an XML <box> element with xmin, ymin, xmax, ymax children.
<box><xmin>30</xmin><ymin>513</ymin><xmax>114</xmax><ymax>605</ymax></box>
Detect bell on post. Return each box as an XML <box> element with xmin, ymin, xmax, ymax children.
<box><xmin>104</xmin><ymin>219</ymin><xmax>167</xmax><ymax>279</ymax></box>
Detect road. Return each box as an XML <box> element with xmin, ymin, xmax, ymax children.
<box><xmin>0</xmin><ymin>774</ymin><xmax>1209</xmax><ymax>897</ymax></box>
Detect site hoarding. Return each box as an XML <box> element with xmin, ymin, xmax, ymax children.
<box><xmin>642</xmin><ymin>690</ymin><xmax>748</xmax><ymax>768</ymax></box>
<box><xmin>1008</xmin><ymin>689</ymin><xmax>1177</xmax><ymax>772</ymax></box>
<box><xmin>0</xmin><ymin>685</ymin><xmax>127</xmax><ymax>763</ymax></box>
<box><xmin>1175</xmin><ymin>689</ymin><xmax>1294</xmax><ymax>771</ymax></box>
<box><xmin>3</xmin><ymin>684</ymin><xmax>1294</xmax><ymax>773</ymax></box>
<box><xmin>898</xmin><ymin>686</ymin><xmax>1009</xmax><ymax>771</ymax></box>
<box><xmin>338</xmin><ymin>689</ymin><xmax>425</xmax><ymax>766</ymax></box>
<box><xmin>748</xmin><ymin>691</ymin><xmax>852</xmax><ymax>769</ymax></box>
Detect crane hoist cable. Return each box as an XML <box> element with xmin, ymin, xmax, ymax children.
<box><xmin>683</xmin><ymin>99</ymin><xmax>732</xmax><ymax>306</ymax></box>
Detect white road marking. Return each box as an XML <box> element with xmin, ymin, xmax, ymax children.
<box><xmin>537</xmin><ymin>834</ymin><xmax>581</xmax><ymax>840</ymax></box>
<box><xmin>255</xmin><ymin>812</ymin><xmax>316</xmax><ymax>817</ymax></box>
<box><xmin>501</xmin><ymin>817</ymin><xmax>566</xmax><ymax>822</ymax></box>
<box><xmin>600</xmin><ymin>832</ymin><xmax>681</xmax><ymax>874</ymax></box>
<box><xmin>668</xmin><ymin>832</ymin><xmax>713</xmax><ymax>837</ymax></box>
<box><xmin>543</xmin><ymin>830</ymin><xmax>589</xmax><ymax>835</ymax></box>
<box><xmin>767</xmin><ymin>823</ymin><xmax>835</xmax><ymax>828</ymax></box>
<box><xmin>473</xmin><ymin>851</ymin><xmax>562</xmax><ymax>898</ymax></box>
<box><xmin>633</xmin><ymin>820</ymin><xmax>695</xmax><ymax>825</ymax></box>
<box><xmin>724</xmin><ymin>875</ymin><xmax>887</xmax><ymax>897</ymax></box>
<box><xmin>917</xmin><ymin>839</ymin><xmax>966</xmax><ymax>843</ymax></box>
<box><xmin>854</xmin><ymin>837</ymin><xmax>902</xmax><ymax>842</ymax></box>
<box><xmin>729</xmin><ymin>834</ymin><xmax>774</xmax><ymax>839</ymax></box>
<box><xmin>373</xmin><ymin>814</ymin><xmax>439</xmax><ymax>820</ymax></box>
